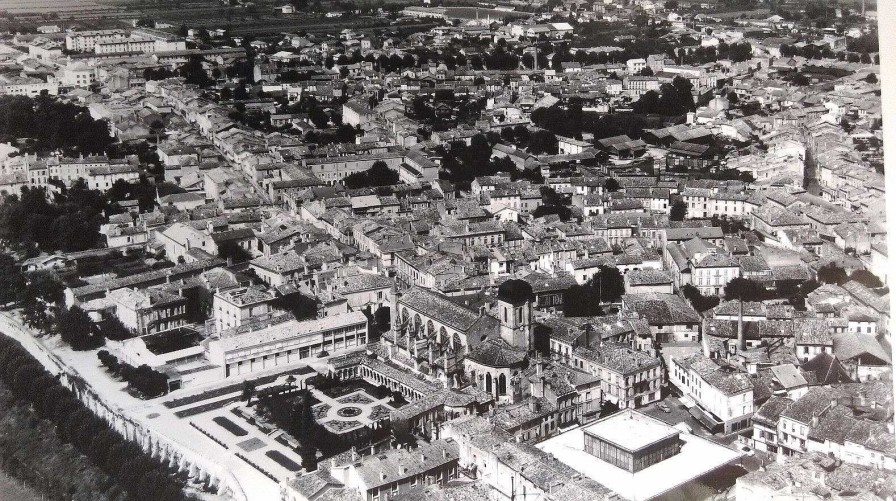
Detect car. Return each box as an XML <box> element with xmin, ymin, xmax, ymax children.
<box><xmin>740</xmin><ymin>445</ymin><xmax>755</xmax><ymax>456</ymax></box>
<box><xmin>657</xmin><ymin>403</ymin><xmax>671</xmax><ymax>413</ymax></box>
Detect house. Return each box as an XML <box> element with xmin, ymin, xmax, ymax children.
<box><xmin>21</xmin><ymin>254</ymin><xmax>67</xmax><ymax>272</ymax></box>
<box><xmin>621</xmin><ymin>293</ymin><xmax>701</xmax><ymax>343</ymax></box>
<box><xmin>670</xmin><ymin>353</ymin><xmax>754</xmax><ymax>434</ymax></box>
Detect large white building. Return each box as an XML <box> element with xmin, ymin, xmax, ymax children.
<box><xmin>204</xmin><ymin>311</ymin><xmax>368</xmax><ymax>377</ymax></box>
<box><xmin>0</xmin><ymin>74</ymin><xmax>58</xmax><ymax>96</ymax></box>
<box><xmin>65</xmin><ymin>30</ymin><xmax>128</xmax><ymax>52</ymax></box>
<box><xmin>212</xmin><ymin>286</ymin><xmax>275</xmax><ymax>333</ymax></box>
<box><xmin>670</xmin><ymin>353</ymin><xmax>754</xmax><ymax>434</ymax></box>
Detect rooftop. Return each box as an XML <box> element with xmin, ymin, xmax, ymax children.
<box><xmin>537</xmin><ymin>410</ymin><xmax>742</xmax><ymax>501</ymax></box>
<box><xmin>583</xmin><ymin>409</ymin><xmax>679</xmax><ymax>452</ymax></box>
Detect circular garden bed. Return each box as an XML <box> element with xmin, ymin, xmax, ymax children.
<box><xmin>336</xmin><ymin>406</ymin><xmax>363</xmax><ymax>418</ymax></box>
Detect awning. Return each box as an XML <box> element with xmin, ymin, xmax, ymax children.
<box><xmin>689</xmin><ymin>405</ymin><xmax>723</xmax><ymax>433</ymax></box>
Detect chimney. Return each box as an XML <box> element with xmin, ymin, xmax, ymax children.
<box><xmin>737</xmin><ymin>299</ymin><xmax>746</xmax><ymax>352</ymax></box>
<box><xmin>442</xmin><ymin>448</ymin><xmax>448</xmax><ymax>459</ymax></box>
<box><xmin>351</xmin><ymin>446</ymin><xmax>358</xmax><ymax>461</ymax></box>
<box><xmin>380</xmin><ymin>472</ymin><xmax>387</xmax><ymax>481</ymax></box>
<box><xmin>420</xmin><ymin>454</ymin><xmax>426</xmax><ymax>462</ymax></box>
<box><xmin>529</xmin><ymin>399</ymin><xmax>538</xmax><ymax>412</ymax></box>
<box><xmin>536</xmin><ymin>358</ymin><xmax>543</xmax><ymax>376</ymax></box>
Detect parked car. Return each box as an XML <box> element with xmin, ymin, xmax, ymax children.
<box><xmin>740</xmin><ymin>445</ymin><xmax>755</xmax><ymax>456</ymax></box>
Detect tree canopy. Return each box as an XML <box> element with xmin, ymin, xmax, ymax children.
<box><xmin>0</xmin><ymin>95</ymin><xmax>113</xmax><ymax>156</ymax></box>
<box><xmin>342</xmin><ymin>160</ymin><xmax>399</xmax><ymax>189</ymax></box>
<box><xmin>723</xmin><ymin>277</ymin><xmax>766</xmax><ymax>302</ymax></box>
<box><xmin>0</xmin><ymin>184</ymin><xmax>107</xmax><ymax>253</ymax></box>
<box><xmin>563</xmin><ymin>266</ymin><xmax>625</xmax><ymax>316</ymax></box>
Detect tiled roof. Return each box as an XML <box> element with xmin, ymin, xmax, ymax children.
<box><xmin>398</xmin><ymin>287</ymin><xmax>487</xmax><ymax>332</ymax></box>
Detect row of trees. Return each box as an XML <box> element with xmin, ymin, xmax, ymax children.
<box><xmin>817</xmin><ymin>263</ymin><xmax>883</xmax><ymax>289</ymax></box>
<box><xmin>0</xmin><ymin>336</ymin><xmax>192</xmax><ymax>500</ymax></box>
<box><xmin>98</xmin><ymin>351</ymin><xmax>170</xmax><ymax>398</ymax></box>
<box><xmin>531</xmin><ymin>103</ymin><xmax>661</xmax><ymax>142</ymax></box>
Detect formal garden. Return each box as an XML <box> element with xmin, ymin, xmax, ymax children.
<box><xmin>235</xmin><ymin>373</ymin><xmax>410</xmax><ymax>471</ymax></box>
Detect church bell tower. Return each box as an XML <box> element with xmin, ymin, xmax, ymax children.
<box><xmin>496</xmin><ymin>279</ymin><xmax>534</xmax><ymax>351</ymax></box>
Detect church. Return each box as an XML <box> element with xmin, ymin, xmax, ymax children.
<box><xmin>383</xmin><ymin>279</ymin><xmax>537</xmax><ymax>403</ymax></box>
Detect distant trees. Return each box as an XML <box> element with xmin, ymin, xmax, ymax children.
<box><xmin>217</xmin><ymin>241</ymin><xmax>252</xmax><ymax>264</ymax></box>
<box><xmin>242</xmin><ymin>380</ymin><xmax>257</xmax><ymax>405</ymax></box>
<box><xmin>0</xmin><ymin>336</ymin><xmax>190</xmax><ymax>501</ymax></box>
<box><xmin>531</xmin><ymin>104</ymin><xmax>657</xmax><ymax>141</ymax></box>
<box><xmin>95</xmin><ymin>351</ymin><xmax>168</xmax><ymax>397</ymax></box>
<box><xmin>850</xmin><ymin>269</ymin><xmax>883</xmax><ymax>289</ymax></box>
<box><xmin>178</xmin><ymin>56</ymin><xmax>212</xmax><ymax>87</ymax></box>
<box><xmin>342</xmin><ymin>160</ymin><xmax>399</xmax><ymax>189</ymax></box>
<box><xmin>528</xmin><ymin>130</ymin><xmax>558</xmax><ymax>155</ymax></box>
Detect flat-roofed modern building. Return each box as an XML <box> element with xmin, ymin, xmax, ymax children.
<box><xmin>537</xmin><ymin>409</ymin><xmax>743</xmax><ymax>501</ymax></box>
<box><xmin>583</xmin><ymin>410</ymin><xmax>682</xmax><ymax>472</ymax></box>
<box><xmin>205</xmin><ymin>311</ymin><xmax>368</xmax><ymax>377</ymax></box>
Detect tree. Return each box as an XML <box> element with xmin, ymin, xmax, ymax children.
<box><xmin>669</xmin><ymin>200</ymin><xmax>687</xmax><ymax>221</ymax></box>
<box><xmin>57</xmin><ymin>306</ymin><xmax>104</xmax><ymax>350</ymax></box>
<box><xmin>817</xmin><ymin>263</ymin><xmax>849</xmax><ymax>285</ymax></box>
<box><xmin>723</xmin><ymin>277</ymin><xmax>765</xmax><ymax>302</ymax></box>
<box><xmin>242</xmin><ymin>380</ymin><xmax>257</xmax><ymax>405</ymax></box>
<box><xmin>865</xmin><ymin>73</ymin><xmax>878</xmax><ymax>84</ymax></box>
<box><xmin>178</xmin><ymin>56</ymin><xmax>212</xmax><ymax>87</ymax></box>
<box><xmin>849</xmin><ymin>269</ymin><xmax>883</xmax><ymax>289</ymax></box>
<box><xmin>21</xmin><ymin>270</ymin><xmax>63</xmax><ymax>333</ymax></box>
<box><xmin>217</xmin><ymin>240</ymin><xmax>252</xmax><ymax>264</ymax></box>
<box><xmin>0</xmin><ymin>253</ymin><xmax>24</xmax><ymax>306</ymax></box>
<box><xmin>681</xmin><ymin>284</ymin><xmax>720</xmax><ymax>312</ymax></box>
<box><xmin>528</xmin><ymin>130</ymin><xmax>558</xmax><ymax>155</ymax></box>
<box><xmin>664</xmin><ymin>0</ymin><xmax>678</xmax><ymax>8</ymax></box>
<box><xmin>603</xmin><ymin>177</ymin><xmax>621</xmax><ymax>193</ymax></box>
<box><xmin>562</xmin><ymin>266</ymin><xmax>624</xmax><ymax>316</ymax></box>
<box><xmin>342</xmin><ymin>160</ymin><xmax>398</xmax><ymax>189</ymax></box>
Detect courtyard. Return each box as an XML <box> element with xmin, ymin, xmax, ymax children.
<box><xmin>311</xmin><ymin>388</ymin><xmax>395</xmax><ymax>434</ymax></box>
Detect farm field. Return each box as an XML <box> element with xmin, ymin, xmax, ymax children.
<box><xmin>0</xmin><ymin>0</ymin><xmax>118</xmax><ymax>14</ymax></box>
